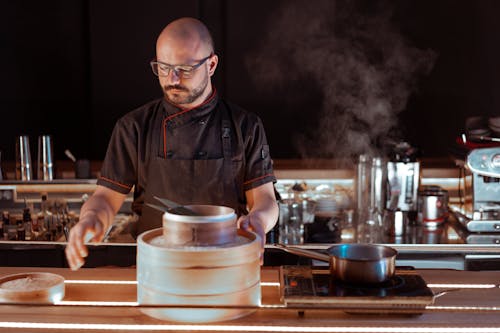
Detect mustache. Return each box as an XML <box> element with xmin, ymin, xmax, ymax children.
<box><xmin>164</xmin><ymin>85</ymin><xmax>188</xmax><ymax>91</ymax></box>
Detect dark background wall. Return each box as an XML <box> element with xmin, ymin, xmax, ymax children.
<box><xmin>1</xmin><ymin>0</ymin><xmax>499</xmax><ymax>167</ymax></box>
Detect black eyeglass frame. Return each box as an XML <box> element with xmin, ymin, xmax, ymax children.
<box><xmin>150</xmin><ymin>54</ymin><xmax>213</xmax><ymax>78</ymax></box>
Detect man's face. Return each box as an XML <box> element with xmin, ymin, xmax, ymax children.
<box><xmin>158</xmin><ymin>59</ymin><xmax>210</xmax><ymax>106</ymax></box>
<box><xmin>156</xmin><ymin>40</ymin><xmax>215</xmax><ymax>107</ymax></box>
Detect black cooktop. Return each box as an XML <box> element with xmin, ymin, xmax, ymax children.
<box><xmin>280</xmin><ymin>266</ymin><xmax>435</xmax><ymax>314</ymax></box>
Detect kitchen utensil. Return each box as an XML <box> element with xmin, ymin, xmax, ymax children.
<box><xmin>162</xmin><ymin>204</ymin><xmax>237</xmax><ymax>246</ymax></box>
<box><xmin>64</xmin><ymin>149</ymin><xmax>91</xmax><ymax>179</ymax></box>
<box><xmin>0</xmin><ymin>272</ymin><xmax>65</xmax><ymax>303</ymax></box>
<box><xmin>64</xmin><ymin>149</ymin><xmax>76</xmax><ymax>162</ymax></box>
<box><xmin>153</xmin><ymin>195</ymin><xmax>199</xmax><ymax>216</ymax></box>
<box><xmin>137</xmin><ymin>228</ymin><xmax>259</xmax><ymax>322</ymax></box>
<box><xmin>15</xmin><ymin>135</ymin><xmax>33</xmax><ymax>181</ymax></box>
<box><xmin>276</xmin><ymin>243</ymin><xmax>397</xmax><ymax>284</ymax></box>
<box><xmin>75</xmin><ymin>159</ymin><xmax>91</xmax><ymax>178</ymax></box>
<box><xmin>417</xmin><ymin>185</ymin><xmax>449</xmax><ymax>229</ymax></box>
<box><xmin>37</xmin><ymin>135</ymin><xmax>54</xmax><ymax>180</ymax></box>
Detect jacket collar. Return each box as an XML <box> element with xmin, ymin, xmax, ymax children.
<box><xmin>162</xmin><ymin>88</ymin><xmax>218</xmax><ymax>124</ymax></box>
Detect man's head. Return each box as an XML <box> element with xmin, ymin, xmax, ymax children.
<box><xmin>154</xmin><ymin>17</ymin><xmax>218</xmax><ymax>108</ymax></box>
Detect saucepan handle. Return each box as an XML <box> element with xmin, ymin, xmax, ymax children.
<box><xmin>274</xmin><ymin>244</ymin><xmax>331</xmax><ymax>262</ymax></box>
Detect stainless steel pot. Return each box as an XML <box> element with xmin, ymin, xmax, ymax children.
<box><xmin>162</xmin><ymin>204</ymin><xmax>237</xmax><ymax>246</ymax></box>
<box><xmin>277</xmin><ymin>243</ymin><xmax>397</xmax><ymax>284</ymax></box>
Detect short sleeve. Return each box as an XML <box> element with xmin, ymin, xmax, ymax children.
<box><xmin>96</xmin><ymin>117</ymin><xmax>137</xmax><ymax>194</ymax></box>
<box><xmin>242</xmin><ymin>115</ymin><xmax>276</xmax><ymax>191</ymax></box>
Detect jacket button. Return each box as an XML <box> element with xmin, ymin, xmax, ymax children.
<box><xmin>199</xmin><ymin>119</ymin><xmax>206</xmax><ymax>125</ymax></box>
<box><xmin>166</xmin><ymin>151</ymin><xmax>174</xmax><ymax>158</ymax></box>
<box><xmin>197</xmin><ymin>151</ymin><xmax>207</xmax><ymax>157</ymax></box>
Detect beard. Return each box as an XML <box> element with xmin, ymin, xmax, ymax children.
<box><xmin>163</xmin><ymin>73</ymin><xmax>209</xmax><ymax>106</ymax></box>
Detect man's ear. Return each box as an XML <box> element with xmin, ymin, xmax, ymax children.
<box><xmin>208</xmin><ymin>54</ymin><xmax>218</xmax><ymax>76</ymax></box>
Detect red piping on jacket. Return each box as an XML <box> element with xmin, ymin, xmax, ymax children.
<box><xmin>243</xmin><ymin>173</ymin><xmax>274</xmax><ymax>186</ymax></box>
<box><xmin>162</xmin><ymin>88</ymin><xmax>217</xmax><ymax>158</ymax></box>
<box><xmin>98</xmin><ymin>176</ymin><xmax>133</xmax><ymax>190</ymax></box>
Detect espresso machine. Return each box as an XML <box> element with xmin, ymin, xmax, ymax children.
<box><xmin>452</xmin><ymin>147</ymin><xmax>500</xmax><ymax>233</ymax></box>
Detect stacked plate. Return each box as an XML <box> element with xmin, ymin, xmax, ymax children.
<box><xmin>315</xmin><ymin>196</ymin><xmax>337</xmax><ymax>217</ymax></box>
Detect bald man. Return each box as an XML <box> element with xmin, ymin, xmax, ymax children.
<box><xmin>65</xmin><ymin>17</ymin><xmax>279</xmax><ymax>270</ymax></box>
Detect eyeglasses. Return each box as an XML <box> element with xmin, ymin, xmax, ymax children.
<box><xmin>150</xmin><ymin>54</ymin><xmax>212</xmax><ymax>79</ymax></box>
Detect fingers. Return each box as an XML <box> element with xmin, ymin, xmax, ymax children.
<box><xmin>237</xmin><ymin>215</ymin><xmax>265</xmax><ymax>265</ymax></box>
<box><xmin>65</xmin><ymin>223</ymin><xmax>88</xmax><ymax>270</ymax></box>
<box><xmin>65</xmin><ymin>220</ymin><xmax>104</xmax><ymax>271</ymax></box>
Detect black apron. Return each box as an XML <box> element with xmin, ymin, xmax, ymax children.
<box><xmin>137</xmin><ymin>101</ymin><xmax>246</xmax><ymax>236</ymax></box>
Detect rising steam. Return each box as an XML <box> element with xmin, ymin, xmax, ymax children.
<box><xmin>246</xmin><ymin>0</ymin><xmax>437</xmax><ymax>161</ymax></box>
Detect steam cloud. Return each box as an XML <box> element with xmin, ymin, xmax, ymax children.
<box><xmin>246</xmin><ymin>0</ymin><xmax>437</xmax><ymax>162</ymax></box>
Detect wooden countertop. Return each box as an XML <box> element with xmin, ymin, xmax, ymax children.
<box><xmin>0</xmin><ymin>266</ymin><xmax>499</xmax><ymax>332</ymax></box>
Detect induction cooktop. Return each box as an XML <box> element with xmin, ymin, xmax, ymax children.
<box><xmin>279</xmin><ymin>265</ymin><xmax>435</xmax><ymax>315</ymax></box>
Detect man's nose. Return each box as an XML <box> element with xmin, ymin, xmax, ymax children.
<box><xmin>167</xmin><ymin>69</ymin><xmax>181</xmax><ymax>83</ymax></box>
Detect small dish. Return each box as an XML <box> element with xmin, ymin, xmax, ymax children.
<box><xmin>0</xmin><ymin>272</ymin><xmax>65</xmax><ymax>303</ymax></box>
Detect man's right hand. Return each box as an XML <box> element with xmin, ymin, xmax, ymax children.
<box><xmin>64</xmin><ymin>185</ymin><xmax>127</xmax><ymax>271</ymax></box>
<box><xmin>65</xmin><ymin>215</ymin><xmax>106</xmax><ymax>270</ymax></box>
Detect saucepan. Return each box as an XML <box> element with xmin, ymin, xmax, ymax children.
<box><xmin>276</xmin><ymin>243</ymin><xmax>397</xmax><ymax>284</ymax></box>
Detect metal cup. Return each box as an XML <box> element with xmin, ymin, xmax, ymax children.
<box><xmin>75</xmin><ymin>159</ymin><xmax>91</xmax><ymax>179</ymax></box>
<box><xmin>15</xmin><ymin>135</ymin><xmax>33</xmax><ymax>181</ymax></box>
<box><xmin>37</xmin><ymin>135</ymin><xmax>54</xmax><ymax>180</ymax></box>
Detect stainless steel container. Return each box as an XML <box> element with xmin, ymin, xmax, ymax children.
<box><xmin>162</xmin><ymin>205</ymin><xmax>237</xmax><ymax>246</ymax></box>
<box><xmin>137</xmin><ymin>228</ymin><xmax>261</xmax><ymax>323</ymax></box>
<box><xmin>37</xmin><ymin>135</ymin><xmax>54</xmax><ymax>181</ymax></box>
<box><xmin>15</xmin><ymin>135</ymin><xmax>33</xmax><ymax>181</ymax></box>
<box><xmin>417</xmin><ymin>185</ymin><xmax>449</xmax><ymax>229</ymax></box>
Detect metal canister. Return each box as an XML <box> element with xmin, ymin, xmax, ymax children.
<box><xmin>417</xmin><ymin>185</ymin><xmax>449</xmax><ymax>229</ymax></box>
<box><xmin>162</xmin><ymin>205</ymin><xmax>237</xmax><ymax>246</ymax></box>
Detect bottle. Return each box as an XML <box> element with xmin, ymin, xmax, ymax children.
<box><xmin>2</xmin><ymin>211</ymin><xmax>11</xmax><ymax>240</ymax></box>
<box><xmin>16</xmin><ymin>219</ymin><xmax>25</xmax><ymax>241</ymax></box>
<box><xmin>23</xmin><ymin>207</ymin><xmax>33</xmax><ymax>241</ymax></box>
<box><xmin>32</xmin><ymin>193</ymin><xmax>51</xmax><ymax>240</ymax></box>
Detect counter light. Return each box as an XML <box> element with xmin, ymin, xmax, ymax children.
<box><xmin>1</xmin><ymin>322</ymin><xmax>500</xmax><ymax>332</ymax></box>
<box><xmin>64</xmin><ymin>280</ymin><xmax>281</xmax><ymax>287</ymax></box>
<box><xmin>64</xmin><ymin>279</ymin><xmax>137</xmax><ymax>285</ymax></box>
<box><xmin>427</xmin><ymin>283</ymin><xmax>498</xmax><ymax>289</ymax></box>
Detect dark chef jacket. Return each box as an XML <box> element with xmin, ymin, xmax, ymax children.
<box><xmin>96</xmin><ymin>90</ymin><xmax>276</xmax><ymax>235</ymax></box>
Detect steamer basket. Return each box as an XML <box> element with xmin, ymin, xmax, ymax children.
<box><xmin>137</xmin><ymin>228</ymin><xmax>261</xmax><ymax>323</ymax></box>
<box><xmin>162</xmin><ymin>205</ymin><xmax>237</xmax><ymax>246</ymax></box>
